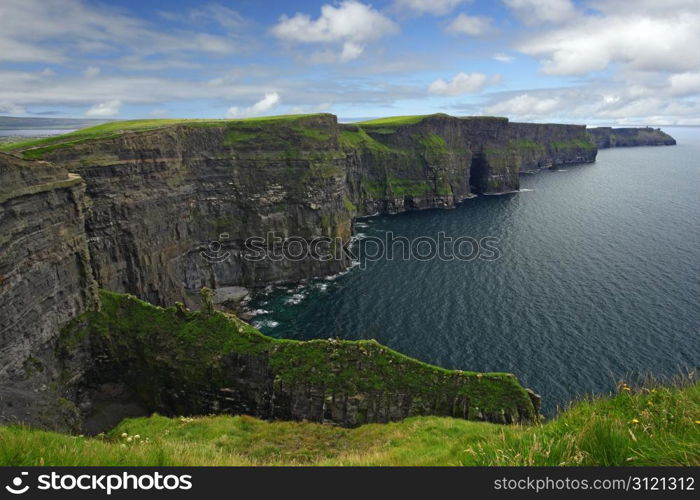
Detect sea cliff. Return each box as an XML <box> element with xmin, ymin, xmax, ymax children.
<box><xmin>2</xmin><ymin>114</ymin><xmax>599</xmax><ymax>308</ymax></box>
<box><xmin>0</xmin><ymin>115</ymin><xmax>675</xmax><ymax>433</ymax></box>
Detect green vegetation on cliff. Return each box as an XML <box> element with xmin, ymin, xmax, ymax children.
<box><xmin>59</xmin><ymin>290</ymin><xmax>535</xmax><ymax>423</ymax></box>
<box><xmin>0</xmin><ymin>114</ymin><xmax>332</xmax><ymax>159</ymax></box>
<box><xmin>1</xmin><ymin>379</ymin><xmax>697</xmax><ymax>466</ymax></box>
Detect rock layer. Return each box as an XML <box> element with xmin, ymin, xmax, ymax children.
<box><xmin>25</xmin><ymin>114</ymin><xmax>598</xmax><ymax>307</ymax></box>
<box><xmin>588</xmin><ymin>127</ymin><xmax>676</xmax><ymax>148</ymax></box>
<box><xmin>0</xmin><ymin>153</ymin><xmax>97</xmax><ymax>429</ymax></box>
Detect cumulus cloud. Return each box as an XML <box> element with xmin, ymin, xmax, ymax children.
<box><xmin>271</xmin><ymin>1</ymin><xmax>398</xmax><ymax>62</ymax></box>
<box><xmin>503</xmin><ymin>0</ymin><xmax>577</xmax><ymax>25</ymax></box>
<box><xmin>226</xmin><ymin>92</ymin><xmax>281</xmax><ymax>118</ymax></box>
<box><xmin>85</xmin><ymin>99</ymin><xmax>121</xmax><ymax>117</ymax></box>
<box><xmin>516</xmin><ymin>3</ymin><xmax>700</xmax><ymax>75</ymax></box>
<box><xmin>83</xmin><ymin>66</ymin><xmax>100</xmax><ymax>77</ymax></box>
<box><xmin>445</xmin><ymin>13</ymin><xmax>492</xmax><ymax>36</ymax></box>
<box><xmin>393</xmin><ymin>0</ymin><xmax>467</xmax><ymax>16</ymax></box>
<box><xmin>428</xmin><ymin>72</ymin><xmax>498</xmax><ymax>95</ymax></box>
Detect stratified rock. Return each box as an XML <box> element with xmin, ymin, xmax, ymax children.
<box><xmin>0</xmin><ymin>153</ymin><xmax>97</xmax><ymax>431</ymax></box>
<box><xmin>588</xmin><ymin>127</ymin><xmax>676</xmax><ymax>148</ymax></box>
<box><xmin>18</xmin><ymin>114</ymin><xmax>599</xmax><ymax>307</ymax></box>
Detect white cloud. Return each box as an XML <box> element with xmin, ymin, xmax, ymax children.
<box><xmin>340</xmin><ymin>42</ymin><xmax>364</xmax><ymax>62</ymax></box>
<box><xmin>428</xmin><ymin>72</ymin><xmax>495</xmax><ymax>95</ymax></box>
<box><xmin>173</xmin><ymin>3</ymin><xmax>245</xmax><ymax>30</ymax></box>
<box><xmin>392</xmin><ymin>0</ymin><xmax>467</xmax><ymax>16</ymax></box>
<box><xmin>669</xmin><ymin>72</ymin><xmax>700</xmax><ymax>97</ymax></box>
<box><xmin>486</xmin><ymin>93</ymin><xmax>559</xmax><ymax>116</ymax></box>
<box><xmin>445</xmin><ymin>13</ymin><xmax>492</xmax><ymax>36</ymax></box>
<box><xmin>271</xmin><ymin>1</ymin><xmax>398</xmax><ymax>62</ymax></box>
<box><xmin>517</xmin><ymin>4</ymin><xmax>700</xmax><ymax>75</ymax></box>
<box><xmin>493</xmin><ymin>53</ymin><xmax>513</xmax><ymax>63</ymax></box>
<box><xmin>226</xmin><ymin>92</ymin><xmax>281</xmax><ymax>118</ymax></box>
<box><xmin>85</xmin><ymin>99</ymin><xmax>121</xmax><ymax>117</ymax></box>
<box><xmin>503</xmin><ymin>0</ymin><xmax>577</xmax><ymax>25</ymax></box>
<box><xmin>0</xmin><ymin>0</ymin><xmax>238</xmax><ymax>65</ymax></box>
<box><xmin>83</xmin><ymin>66</ymin><xmax>100</xmax><ymax>77</ymax></box>
<box><xmin>482</xmin><ymin>80</ymin><xmax>700</xmax><ymax>125</ymax></box>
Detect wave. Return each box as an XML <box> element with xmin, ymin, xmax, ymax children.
<box><xmin>252</xmin><ymin>319</ymin><xmax>280</xmax><ymax>329</ymax></box>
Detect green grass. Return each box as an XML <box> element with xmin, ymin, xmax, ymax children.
<box><xmin>549</xmin><ymin>138</ymin><xmax>597</xmax><ymax>150</ymax></box>
<box><xmin>339</xmin><ymin>127</ymin><xmax>395</xmax><ymax>152</ymax></box>
<box><xmin>417</xmin><ymin>133</ymin><xmax>448</xmax><ymax>154</ymax></box>
<box><xmin>1</xmin><ymin>380</ymin><xmax>697</xmax><ymax>466</ymax></box>
<box><xmin>354</xmin><ymin>115</ymin><xmax>429</xmax><ymax>126</ymax></box>
<box><xmin>0</xmin><ymin>114</ymin><xmax>330</xmax><ymax>158</ymax></box>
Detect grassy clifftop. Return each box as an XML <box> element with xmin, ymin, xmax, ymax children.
<box><xmin>0</xmin><ymin>114</ymin><xmax>334</xmax><ymax>160</ymax></box>
<box><xmin>1</xmin><ymin>379</ymin><xmax>697</xmax><ymax>466</ymax></box>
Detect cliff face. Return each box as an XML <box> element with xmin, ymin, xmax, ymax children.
<box><xmin>18</xmin><ymin>114</ymin><xmax>596</xmax><ymax>308</ymax></box>
<box><xmin>40</xmin><ymin>115</ymin><xmax>353</xmax><ymax>307</ymax></box>
<box><xmin>59</xmin><ymin>291</ymin><xmax>540</xmax><ymax>433</ymax></box>
<box><xmin>0</xmin><ymin>115</ymin><xmax>670</xmax><ymax>432</ymax></box>
<box><xmin>588</xmin><ymin>127</ymin><xmax>677</xmax><ymax>148</ymax></box>
<box><xmin>0</xmin><ymin>153</ymin><xmax>97</xmax><ymax>429</ymax></box>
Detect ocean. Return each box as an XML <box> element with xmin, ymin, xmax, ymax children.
<box><xmin>250</xmin><ymin>127</ymin><xmax>700</xmax><ymax>415</ymax></box>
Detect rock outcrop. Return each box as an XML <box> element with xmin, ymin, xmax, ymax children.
<box><xmin>588</xmin><ymin>127</ymin><xmax>676</xmax><ymax>148</ymax></box>
<box><xmin>59</xmin><ymin>291</ymin><xmax>540</xmax><ymax>433</ymax></box>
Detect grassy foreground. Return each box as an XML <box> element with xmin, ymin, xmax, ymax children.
<box><xmin>2</xmin><ymin>380</ymin><xmax>697</xmax><ymax>466</ymax></box>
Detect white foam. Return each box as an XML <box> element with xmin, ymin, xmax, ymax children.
<box><xmin>284</xmin><ymin>292</ymin><xmax>306</xmax><ymax>305</ymax></box>
<box><xmin>253</xmin><ymin>319</ymin><xmax>279</xmax><ymax>329</ymax></box>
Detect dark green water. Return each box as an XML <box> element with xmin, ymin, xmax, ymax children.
<box><xmin>249</xmin><ymin>127</ymin><xmax>700</xmax><ymax>414</ymax></box>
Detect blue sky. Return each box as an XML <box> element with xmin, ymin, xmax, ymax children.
<box><xmin>0</xmin><ymin>0</ymin><xmax>698</xmax><ymax>124</ymax></box>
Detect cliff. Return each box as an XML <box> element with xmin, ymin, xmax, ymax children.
<box><xmin>56</xmin><ymin>290</ymin><xmax>539</xmax><ymax>434</ymax></box>
<box><xmin>0</xmin><ymin>115</ymin><xmax>673</xmax><ymax>433</ymax></box>
<box><xmin>1</xmin><ymin>114</ymin><xmax>598</xmax><ymax>308</ymax></box>
<box><xmin>588</xmin><ymin>127</ymin><xmax>676</xmax><ymax>148</ymax></box>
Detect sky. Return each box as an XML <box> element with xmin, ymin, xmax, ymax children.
<box><xmin>0</xmin><ymin>0</ymin><xmax>699</xmax><ymax>125</ymax></box>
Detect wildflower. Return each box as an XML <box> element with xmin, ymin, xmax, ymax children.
<box><xmin>121</xmin><ymin>432</ymin><xmax>128</xmax><ymax>438</ymax></box>
<box><xmin>126</xmin><ymin>436</ymin><xmax>133</xmax><ymax>442</ymax></box>
<box><xmin>622</xmin><ymin>386</ymin><xmax>631</xmax><ymax>392</ymax></box>
<box><xmin>695</xmin><ymin>420</ymin><xmax>700</xmax><ymax>425</ymax></box>
<box><xmin>134</xmin><ymin>434</ymin><xmax>140</xmax><ymax>440</ymax></box>
<box><xmin>647</xmin><ymin>401</ymin><xmax>654</xmax><ymax>406</ymax></box>
<box><xmin>629</xmin><ymin>418</ymin><xmax>639</xmax><ymax>424</ymax></box>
